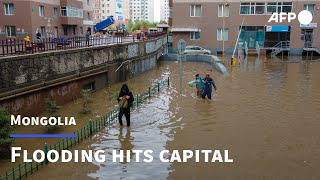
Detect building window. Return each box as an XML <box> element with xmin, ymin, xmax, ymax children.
<box><xmin>240</xmin><ymin>2</ymin><xmax>265</xmax><ymax>15</ymax></box>
<box><xmin>53</xmin><ymin>7</ymin><xmax>58</xmax><ymax>17</ymax></box>
<box><xmin>87</xmin><ymin>0</ymin><xmax>90</xmax><ymax>6</ymax></box>
<box><xmin>190</xmin><ymin>4</ymin><xmax>201</xmax><ymax>17</ymax></box>
<box><xmin>5</xmin><ymin>26</ymin><xmax>16</xmax><ymax>37</ymax></box>
<box><xmin>218</xmin><ymin>4</ymin><xmax>229</xmax><ymax>17</ymax></box>
<box><xmin>4</xmin><ymin>3</ymin><xmax>14</xmax><ymax>15</ymax></box>
<box><xmin>80</xmin><ymin>27</ymin><xmax>83</xmax><ymax>35</ymax></box>
<box><xmin>87</xmin><ymin>12</ymin><xmax>91</xmax><ymax>20</ymax></box>
<box><xmin>190</xmin><ymin>32</ymin><xmax>200</xmax><ymax>40</ymax></box>
<box><xmin>266</xmin><ymin>2</ymin><xmax>292</xmax><ymax>14</ymax></box>
<box><xmin>304</xmin><ymin>4</ymin><xmax>315</xmax><ymax>16</ymax></box>
<box><xmin>60</xmin><ymin>6</ymin><xmax>84</xmax><ymax>18</ymax></box>
<box><xmin>217</xmin><ymin>28</ymin><xmax>228</xmax><ymax>41</ymax></box>
<box><xmin>39</xmin><ymin>6</ymin><xmax>44</xmax><ymax>17</ymax></box>
<box><xmin>40</xmin><ymin>26</ymin><xmax>45</xmax><ymax>36</ymax></box>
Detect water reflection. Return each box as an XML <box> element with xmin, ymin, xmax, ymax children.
<box><xmin>118</xmin><ymin>127</ymin><xmax>134</xmax><ymax>164</ymax></box>
<box><xmin>22</xmin><ymin>57</ymin><xmax>320</xmax><ymax>179</ymax></box>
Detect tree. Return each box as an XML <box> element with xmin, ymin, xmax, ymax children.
<box><xmin>45</xmin><ymin>99</ymin><xmax>61</xmax><ymax>130</ymax></box>
<box><xmin>81</xmin><ymin>90</ymin><xmax>94</xmax><ymax>114</ymax></box>
<box><xmin>0</xmin><ymin>107</ymin><xmax>14</xmax><ymax>158</ymax></box>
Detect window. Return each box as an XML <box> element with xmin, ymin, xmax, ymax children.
<box><xmin>5</xmin><ymin>26</ymin><xmax>16</xmax><ymax>37</ymax></box>
<box><xmin>218</xmin><ymin>4</ymin><xmax>229</xmax><ymax>17</ymax></box>
<box><xmin>267</xmin><ymin>2</ymin><xmax>292</xmax><ymax>14</ymax></box>
<box><xmin>40</xmin><ymin>26</ymin><xmax>45</xmax><ymax>36</ymax></box>
<box><xmin>39</xmin><ymin>6</ymin><xmax>44</xmax><ymax>17</ymax></box>
<box><xmin>87</xmin><ymin>0</ymin><xmax>90</xmax><ymax>6</ymax></box>
<box><xmin>217</xmin><ymin>28</ymin><xmax>228</xmax><ymax>41</ymax></box>
<box><xmin>190</xmin><ymin>5</ymin><xmax>201</xmax><ymax>17</ymax></box>
<box><xmin>60</xmin><ymin>6</ymin><xmax>84</xmax><ymax>18</ymax></box>
<box><xmin>240</xmin><ymin>2</ymin><xmax>265</xmax><ymax>15</ymax></box>
<box><xmin>4</xmin><ymin>3</ymin><xmax>14</xmax><ymax>15</ymax></box>
<box><xmin>190</xmin><ymin>32</ymin><xmax>200</xmax><ymax>40</ymax></box>
<box><xmin>80</xmin><ymin>27</ymin><xmax>83</xmax><ymax>35</ymax></box>
<box><xmin>304</xmin><ymin>4</ymin><xmax>315</xmax><ymax>16</ymax></box>
<box><xmin>53</xmin><ymin>7</ymin><xmax>58</xmax><ymax>17</ymax></box>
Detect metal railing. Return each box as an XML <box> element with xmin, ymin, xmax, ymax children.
<box><xmin>0</xmin><ymin>77</ymin><xmax>170</xmax><ymax>180</ymax></box>
<box><xmin>256</xmin><ymin>41</ymin><xmax>261</xmax><ymax>56</ymax></box>
<box><xmin>244</xmin><ymin>41</ymin><xmax>248</xmax><ymax>56</ymax></box>
<box><xmin>271</xmin><ymin>41</ymin><xmax>290</xmax><ymax>57</ymax></box>
<box><xmin>0</xmin><ymin>32</ymin><xmax>166</xmax><ymax>57</ymax></box>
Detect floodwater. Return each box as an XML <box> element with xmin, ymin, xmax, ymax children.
<box><xmin>2</xmin><ymin>55</ymin><xmax>320</xmax><ymax>179</ymax></box>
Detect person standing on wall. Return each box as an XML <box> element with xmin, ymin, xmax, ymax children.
<box><xmin>117</xmin><ymin>84</ymin><xmax>134</xmax><ymax>127</ymax></box>
<box><xmin>85</xmin><ymin>30</ymin><xmax>90</xmax><ymax>47</ymax></box>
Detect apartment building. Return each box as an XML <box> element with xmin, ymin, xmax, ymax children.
<box><xmin>171</xmin><ymin>0</ymin><xmax>320</xmax><ymax>55</ymax></box>
<box><xmin>92</xmin><ymin>0</ymin><xmax>102</xmax><ymax>24</ymax></box>
<box><xmin>160</xmin><ymin>0</ymin><xmax>170</xmax><ymax>23</ymax></box>
<box><xmin>0</xmin><ymin>0</ymin><xmax>94</xmax><ymax>40</ymax></box>
<box><xmin>93</xmin><ymin>0</ymin><xmax>129</xmax><ymax>25</ymax></box>
<box><xmin>129</xmin><ymin>0</ymin><xmax>155</xmax><ymax>22</ymax></box>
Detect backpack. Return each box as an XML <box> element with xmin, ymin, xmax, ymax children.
<box><xmin>119</xmin><ymin>96</ymin><xmax>128</xmax><ymax>109</ymax></box>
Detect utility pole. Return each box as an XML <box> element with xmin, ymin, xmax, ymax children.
<box><xmin>222</xmin><ymin>1</ymin><xmax>226</xmax><ymax>57</ymax></box>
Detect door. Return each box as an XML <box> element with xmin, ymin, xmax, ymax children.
<box><xmin>304</xmin><ymin>29</ymin><xmax>313</xmax><ymax>48</ymax></box>
<box><xmin>248</xmin><ymin>32</ymin><xmax>256</xmax><ymax>48</ymax></box>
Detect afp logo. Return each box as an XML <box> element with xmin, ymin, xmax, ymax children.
<box><xmin>268</xmin><ymin>10</ymin><xmax>313</xmax><ymax>25</ymax></box>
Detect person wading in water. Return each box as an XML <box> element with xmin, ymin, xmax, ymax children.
<box><xmin>202</xmin><ymin>73</ymin><xmax>217</xmax><ymax>100</ymax></box>
<box><xmin>117</xmin><ymin>84</ymin><xmax>134</xmax><ymax>127</ymax></box>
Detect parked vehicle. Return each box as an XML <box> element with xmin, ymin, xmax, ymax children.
<box><xmin>148</xmin><ymin>28</ymin><xmax>158</xmax><ymax>34</ymax></box>
<box><xmin>183</xmin><ymin>46</ymin><xmax>212</xmax><ymax>55</ymax></box>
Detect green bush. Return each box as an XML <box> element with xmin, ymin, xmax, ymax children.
<box><xmin>0</xmin><ymin>107</ymin><xmax>14</xmax><ymax>158</ymax></box>
<box><xmin>45</xmin><ymin>99</ymin><xmax>61</xmax><ymax>130</ymax></box>
<box><xmin>127</xmin><ymin>20</ymin><xmax>158</xmax><ymax>32</ymax></box>
<box><xmin>81</xmin><ymin>90</ymin><xmax>94</xmax><ymax>114</ymax></box>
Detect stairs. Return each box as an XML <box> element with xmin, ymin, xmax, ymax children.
<box><xmin>247</xmin><ymin>48</ymin><xmax>258</xmax><ymax>56</ymax></box>
<box><xmin>271</xmin><ymin>41</ymin><xmax>290</xmax><ymax>57</ymax></box>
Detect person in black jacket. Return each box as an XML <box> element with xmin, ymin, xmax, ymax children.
<box><xmin>117</xmin><ymin>84</ymin><xmax>134</xmax><ymax>127</ymax></box>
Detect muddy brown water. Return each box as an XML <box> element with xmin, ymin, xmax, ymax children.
<box><xmin>2</xmin><ymin>56</ymin><xmax>320</xmax><ymax>179</ymax></box>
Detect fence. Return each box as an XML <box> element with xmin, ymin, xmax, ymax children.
<box><xmin>0</xmin><ymin>32</ymin><xmax>166</xmax><ymax>57</ymax></box>
<box><xmin>0</xmin><ymin>77</ymin><xmax>170</xmax><ymax>180</ymax></box>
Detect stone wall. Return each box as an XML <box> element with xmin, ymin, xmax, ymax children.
<box><xmin>0</xmin><ymin>35</ymin><xmax>168</xmax><ymax>115</ymax></box>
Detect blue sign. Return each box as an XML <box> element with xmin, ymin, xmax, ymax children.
<box><xmin>266</xmin><ymin>26</ymin><xmax>289</xmax><ymax>32</ymax></box>
<box><xmin>17</xmin><ymin>32</ymin><xmax>29</xmax><ymax>35</ymax></box>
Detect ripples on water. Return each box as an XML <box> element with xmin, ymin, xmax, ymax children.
<box><xmin>25</xmin><ymin>56</ymin><xmax>320</xmax><ymax>179</ymax></box>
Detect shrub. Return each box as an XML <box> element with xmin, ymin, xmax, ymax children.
<box><xmin>0</xmin><ymin>107</ymin><xmax>14</xmax><ymax>158</ymax></box>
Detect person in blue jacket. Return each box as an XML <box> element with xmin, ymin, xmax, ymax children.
<box><xmin>202</xmin><ymin>73</ymin><xmax>217</xmax><ymax>100</ymax></box>
<box><xmin>194</xmin><ymin>73</ymin><xmax>205</xmax><ymax>97</ymax></box>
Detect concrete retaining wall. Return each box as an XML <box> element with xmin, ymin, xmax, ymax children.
<box><xmin>0</xmin><ymin>35</ymin><xmax>168</xmax><ymax>115</ymax></box>
<box><xmin>159</xmin><ymin>54</ymin><xmax>229</xmax><ymax>75</ymax></box>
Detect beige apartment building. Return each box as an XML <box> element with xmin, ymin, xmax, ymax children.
<box><xmin>170</xmin><ymin>0</ymin><xmax>320</xmax><ymax>55</ymax></box>
<box><xmin>0</xmin><ymin>0</ymin><xmax>94</xmax><ymax>40</ymax></box>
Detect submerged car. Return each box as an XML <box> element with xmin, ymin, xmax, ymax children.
<box><xmin>183</xmin><ymin>46</ymin><xmax>212</xmax><ymax>55</ymax></box>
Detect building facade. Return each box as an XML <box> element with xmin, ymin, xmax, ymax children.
<box><xmin>170</xmin><ymin>0</ymin><xmax>320</xmax><ymax>55</ymax></box>
<box><xmin>0</xmin><ymin>0</ymin><xmax>94</xmax><ymax>40</ymax></box>
<box><xmin>160</xmin><ymin>0</ymin><xmax>170</xmax><ymax>23</ymax></box>
<box><xmin>129</xmin><ymin>0</ymin><xmax>155</xmax><ymax>22</ymax></box>
<box><xmin>93</xmin><ymin>0</ymin><xmax>130</xmax><ymax>25</ymax></box>
<box><xmin>92</xmin><ymin>0</ymin><xmax>102</xmax><ymax>24</ymax></box>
